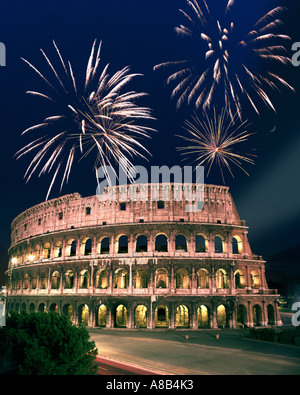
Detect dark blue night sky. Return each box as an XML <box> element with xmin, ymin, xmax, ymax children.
<box><xmin>0</xmin><ymin>0</ymin><xmax>299</xmax><ymax>293</ymax></box>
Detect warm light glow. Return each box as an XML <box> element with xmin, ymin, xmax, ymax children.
<box><xmin>11</xmin><ymin>257</ymin><xmax>17</xmax><ymax>264</ymax></box>
<box><xmin>28</xmin><ymin>254</ymin><xmax>34</xmax><ymax>262</ymax></box>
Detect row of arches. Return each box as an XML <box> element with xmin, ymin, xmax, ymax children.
<box><xmin>8</xmin><ymin>301</ymin><xmax>277</xmax><ymax>328</ymax></box>
<box><xmin>11</xmin><ymin>234</ymin><xmax>245</xmax><ymax>264</ymax></box>
<box><xmin>10</xmin><ymin>267</ymin><xmax>262</xmax><ymax>291</ymax></box>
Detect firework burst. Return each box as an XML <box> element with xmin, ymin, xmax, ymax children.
<box><xmin>177</xmin><ymin>108</ymin><xmax>256</xmax><ymax>183</ymax></box>
<box><xmin>16</xmin><ymin>40</ymin><xmax>155</xmax><ymax>200</ymax></box>
<box><xmin>154</xmin><ymin>0</ymin><xmax>294</xmax><ymax>119</ymax></box>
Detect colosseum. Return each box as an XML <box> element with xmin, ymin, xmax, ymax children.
<box><xmin>6</xmin><ymin>183</ymin><xmax>282</xmax><ymax>329</ymax></box>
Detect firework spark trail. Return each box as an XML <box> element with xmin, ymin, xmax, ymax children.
<box><xmin>16</xmin><ymin>40</ymin><xmax>155</xmax><ymax>200</ymax></box>
<box><xmin>154</xmin><ymin>0</ymin><xmax>294</xmax><ymax>119</ymax></box>
<box><xmin>177</xmin><ymin>108</ymin><xmax>256</xmax><ymax>183</ymax></box>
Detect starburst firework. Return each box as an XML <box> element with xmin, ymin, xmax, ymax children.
<box><xmin>177</xmin><ymin>108</ymin><xmax>256</xmax><ymax>182</ymax></box>
<box><xmin>154</xmin><ymin>0</ymin><xmax>294</xmax><ymax>119</ymax></box>
<box><xmin>16</xmin><ymin>40</ymin><xmax>155</xmax><ymax>200</ymax></box>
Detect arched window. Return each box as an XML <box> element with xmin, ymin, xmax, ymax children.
<box><xmin>197</xmin><ymin>305</ymin><xmax>210</xmax><ymax>328</ymax></box>
<box><xmin>197</xmin><ymin>269</ymin><xmax>209</xmax><ymax>288</ymax></box>
<box><xmin>232</xmin><ymin>236</ymin><xmax>243</xmax><ymax>254</ymax></box>
<box><xmin>250</xmin><ymin>270</ymin><xmax>260</xmax><ymax>289</ymax></box>
<box><xmin>78</xmin><ymin>304</ymin><xmax>89</xmax><ymax>325</ymax></box>
<box><xmin>135</xmin><ymin>305</ymin><xmax>147</xmax><ymax>328</ymax></box>
<box><xmin>99</xmin><ymin>237</ymin><xmax>110</xmax><ymax>254</ymax></box>
<box><xmin>234</xmin><ymin>270</ymin><xmax>245</xmax><ymax>289</ymax></box>
<box><xmin>67</xmin><ymin>239</ymin><xmax>76</xmax><ymax>257</ymax></box>
<box><xmin>214</xmin><ymin>236</ymin><xmax>224</xmax><ymax>253</ymax></box>
<box><xmin>96</xmin><ymin>269</ymin><xmax>109</xmax><ymax>289</ymax></box>
<box><xmin>155</xmin><ymin>268</ymin><xmax>169</xmax><ymax>288</ymax></box>
<box><xmin>267</xmin><ymin>304</ymin><xmax>275</xmax><ymax>325</ymax></box>
<box><xmin>155</xmin><ymin>234</ymin><xmax>168</xmax><ymax>252</ymax></box>
<box><xmin>155</xmin><ymin>305</ymin><xmax>169</xmax><ymax>327</ymax></box>
<box><xmin>175</xmin><ymin>235</ymin><xmax>187</xmax><ymax>252</ymax></box>
<box><xmin>253</xmin><ymin>304</ymin><xmax>262</xmax><ymax>326</ymax></box>
<box><xmin>97</xmin><ymin>304</ymin><xmax>107</xmax><ymax>327</ymax></box>
<box><xmin>115</xmin><ymin>305</ymin><xmax>127</xmax><ymax>327</ymax></box>
<box><xmin>43</xmin><ymin>242</ymin><xmax>51</xmax><ymax>259</ymax></box>
<box><xmin>114</xmin><ymin>268</ymin><xmax>128</xmax><ymax>289</ymax></box>
<box><xmin>216</xmin><ymin>269</ymin><xmax>228</xmax><ymax>289</ymax></box>
<box><xmin>79</xmin><ymin>270</ymin><xmax>90</xmax><ymax>289</ymax></box>
<box><xmin>176</xmin><ymin>268</ymin><xmax>190</xmax><ymax>289</ymax></box>
<box><xmin>195</xmin><ymin>234</ymin><xmax>207</xmax><ymax>252</ymax></box>
<box><xmin>135</xmin><ymin>268</ymin><xmax>147</xmax><ymax>289</ymax></box>
<box><xmin>217</xmin><ymin>304</ymin><xmax>227</xmax><ymax>327</ymax></box>
<box><xmin>117</xmin><ymin>235</ymin><xmax>128</xmax><ymax>253</ymax></box>
<box><xmin>51</xmin><ymin>271</ymin><xmax>60</xmax><ymax>289</ymax></box>
<box><xmin>176</xmin><ymin>305</ymin><xmax>189</xmax><ymax>328</ymax></box>
<box><xmin>63</xmin><ymin>304</ymin><xmax>73</xmax><ymax>321</ymax></box>
<box><xmin>64</xmin><ymin>270</ymin><xmax>74</xmax><ymax>289</ymax></box>
<box><xmin>136</xmin><ymin>235</ymin><xmax>148</xmax><ymax>252</ymax></box>
<box><xmin>236</xmin><ymin>305</ymin><xmax>247</xmax><ymax>327</ymax></box>
<box><xmin>54</xmin><ymin>241</ymin><xmax>62</xmax><ymax>258</ymax></box>
<box><xmin>82</xmin><ymin>238</ymin><xmax>92</xmax><ymax>256</ymax></box>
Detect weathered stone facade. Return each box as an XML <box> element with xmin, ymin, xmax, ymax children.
<box><xmin>6</xmin><ymin>183</ymin><xmax>281</xmax><ymax>328</ymax></box>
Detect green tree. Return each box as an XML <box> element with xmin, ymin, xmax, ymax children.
<box><xmin>0</xmin><ymin>311</ymin><xmax>98</xmax><ymax>375</ymax></box>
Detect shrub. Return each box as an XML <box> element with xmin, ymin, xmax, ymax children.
<box><xmin>0</xmin><ymin>311</ymin><xmax>98</xmax><ymax>375</ymax></box>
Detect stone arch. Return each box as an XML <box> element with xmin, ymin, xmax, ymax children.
<box><xmin>176</xmin><ymin>305</ymin><xmax>189</xmax><ymax>328</ymax></box>
<box><xmin>51</xmin><ymin>271</ymin><xmax>60</xmax><ymax>289</ymax></box>
<box><xmin>29</xmin><ymin>303</ymin><xmax>35</xmax><ymax>313</ymax></box>
<box><xmin>97</xmin><ymin>304</ymin><xmax>107</xmax><ymax>327</ymax></box>
<box><xmin>66</xmin><ymin>239</ymin><xmax>77</xmax><ymax>257</ymax></box>
<box><xmin>155</xmin><ymin>305</ymin><xmax>169</xmax><ymax>327</ymax></box>
<box><xmin>197</xmin><ymin>305</ymin><xmax>210</xmax><ymax>328</ymax></box>
<box><xmin>136</xmin><ymin>235</ymin><xmax>148</xmax><ymax>253</ymax></box>
<box><xmin>236</xmin><ymin>304</ymin><xmax>247</xmax><ymax>327</ymax></box>
<box><xmin>134</xmin><ymin>268</ymin><xmax>147</xmax><ymax>289</ymax></box>
<box><xmin>38</xmin><ymin>303</ymin><xmax>46</xmax><ymax>313</ymax></box>
<box><xmin>115</xmin><ymin>304</ymin><xmax>127</xmax><ymax>327</ymax></box>
<box><xmin>250</xmin><ymin>270</ymin><xmax>260</xmax><ymax>289</ymax></box>
<box><xmin>49</xmin><ymin>303</ymin><xmax>58</xmax><ymax>313</ymax></box>
<box><xmin>34</xmin><ymin>244</ymin><xmax>40</xmax><ymax>260</ymax></box>
<box><xmin>216</xmin><ymin>268</ymin><xmax>229</xmax><ymax>289</ymax></box>
<box><xmin>267</xmin><ymin>304</ymin><xmax>275</xmax><ymax>325</ymax></box>
<box><xmin>42</xmin><ymin>242</ymin><xmax>51</xmax><ymax>259</ymax></box>
<box><xmin>232</xmin><ymin>235</ymin><xmax>243</xmax><ymax>254</ymax></box>
<box><xmin>214</xmin><ymin>235</ymin><xmax>225</xmax><ymax>253</ymax></box>
<box><xmin>81</xmin><ymin>237</ymin><xmax>92</xmax><ymax>256</ymax></box>
<box><xmin>79</xmin><ymin>269</ymin><xmax>90</xmax><ymax>289</ymax></box>
<box><xmin>95</xmin><ymin>269</ymin><xmax>109</xmax><ymax>289</ymax></box>
<box><xmin>253</xmin><ymin>304</ymin><xmax>262</xmax><ymax>326</ymax></box>
<box><xmin>155</xmin><ymin>268</ymin><xmax>169</xmax><ymax>288</ymax></box>
<box><xmin>234</xmin><ymin>269</ymin><xmax>246</xmax><ymax>289</ymax></box>
<box><xmin>54</xmin><ymin>240</ymin><xmax>62</xmax><ymax>258</ymax></box>
<box><xmin>176</xmin><ymin>268</ymin><xmax>190</xmax><ymax>289</ymax></box>
<box><xmin>175</xmin><ymin>234</ymin><xmax>187</xmax><ymax>252</ymax></box>
<box><xmin>116</xmin><ymin>235</ymin><xmax>128</xmax><ymax>254</ymax></box>
<box><xmin>197</xmin><ymin>268</ymin><xmax>209</xmax><ymax>288</ymax></box>
<box><xmin>98</xmin><ymin>236</ymin><xmax>110</xmax><ymax>254</ymax></box>
<box><xmin>217</xmin><ymin>304</ymin><xmax>228</xmax><ymax>328</ymax></box>
<box><xmin>23</xmin><ymin>273</ymin><xmax>30</xmax><ymax>289</ymax></box>
<box><xmin>195</xmin><ymin>234</ymin><xmax>208</xmax><ymax>252</ymax></box>
<box><xmin>114</xmin><ymin>268</ymin><xmax>128</xmax><ymax>289</ymax></box>
<box><xmin>155</xmin><ymin>233</ymin><xmax>168</xmax><ymax>252</ymax></box>
<box><xmin>62</xmin><ymin>303</ymin><xmax>73</xmax><ymax>321</ymax></box>
<box><xmin>78</xmin><ymin>304</ymin><xmax>89</xmax><ymax>325</ymax></box>
<box><xmin>135</xmin><ymin>305</ymin><xmax>147</xmax><ymax>328</ymax></box>
<box><xmin>64</xmin><ymin>270</ymin><xmax>74</xmax><ymax>289</ymax></box>
<box><xmin>40</xmin><ymin>272</ymin><xmax>48</xmax><ymax>289</ymax></box>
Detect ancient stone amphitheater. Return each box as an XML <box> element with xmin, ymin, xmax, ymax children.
<box><xmin>6</xmin><ymin>183</ymin><xmax>281</xmax><ymax>329</ymax></box>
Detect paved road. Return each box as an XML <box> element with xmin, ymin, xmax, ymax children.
<box><xmin>96</xmin><ymin>356</ymin><xmax>166</xmax><ymax>375</ymax></box>
<box><xmin>89</xmin><ymin>328</ymin><xmax>300</xmax><ymax>375</ymax></box>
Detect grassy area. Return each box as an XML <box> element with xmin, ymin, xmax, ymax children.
<box><xmin>250</xmin><ymin>326</ymin><xmax>300</xmax><ymax>347</ymax></box>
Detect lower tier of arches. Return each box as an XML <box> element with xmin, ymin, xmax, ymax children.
<box><xmin>6</xmin><ymin>295</ymin><xmax>282</xmax><ymax>329</ymax></box>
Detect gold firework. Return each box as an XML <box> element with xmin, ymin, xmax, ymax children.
<box><xmin>177</xmin><ymin>108</ymin><xmax>256</xmax><ymax>182</ymax></box>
